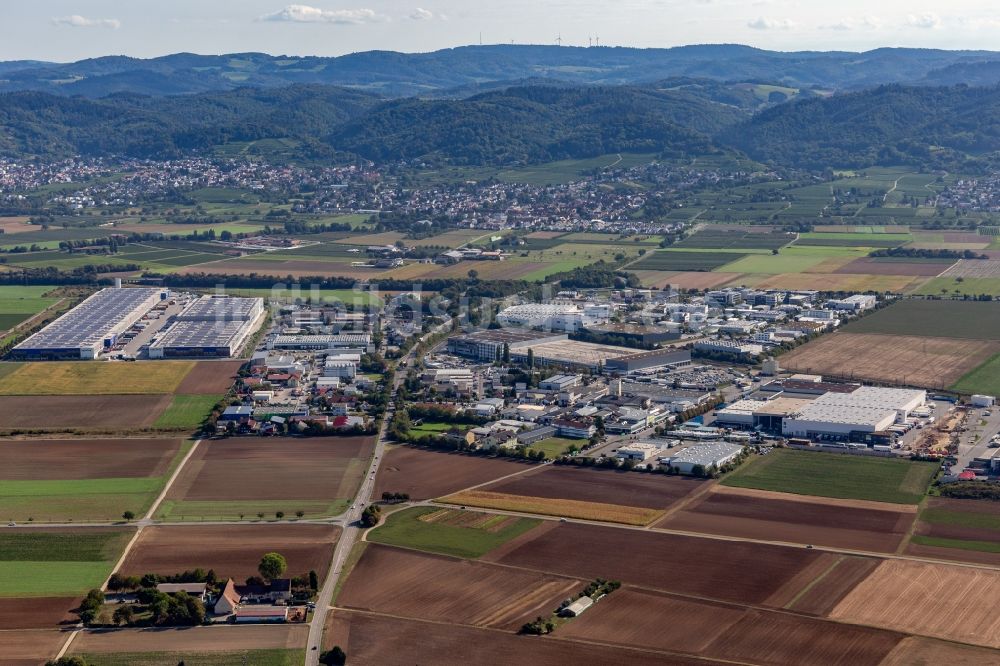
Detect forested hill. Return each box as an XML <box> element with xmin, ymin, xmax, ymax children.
<box><xmin>3</xmin><ymin>81</ymin><xmax>1000</xmax><ymax>171</ymax></box>
<box><xmin>4</xmin><ymin>45</ymin><xmax>1000</xmax><ymax>97</ymax></box>
<box><xmin>0</xmin><ymin>85</ymin><xmax>382</xmax><ymax>160</ymax></box>
<box><xmin>331</xmin><ymin>86</ymin><xmax>744</xmax><ymax>165</ymax></box>
<box><xmin>724</xmin><ymin>84</ymin><xmax>1000</xmax><ymax>170</ymax></box>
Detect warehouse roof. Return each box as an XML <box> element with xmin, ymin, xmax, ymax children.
<box><xmin>152</xmin><ymin>319</ymin><xmax>250</xmax><ymax>350</ymax></box>
<box><xmin>176</xmin><ymin>296</ymin><xmax>262</xmax><ymax>321</ymax></box>
<box><xmin>15</xmin><ymin>287</ymin><xmax>161</xmax><ymax>351</ymax></box>
<box><xmin>667</xmin><ymin>442</ymin><xmax>744</xmax><ymax>466</ymax></box>
<box><xmin>452</xmin><ymin>329</ymin><xmax>567</xmax><ymax>345</ymax></box>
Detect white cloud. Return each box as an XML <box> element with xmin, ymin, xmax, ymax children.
<box><xmin>260</xmin><ymin>5</ymin><xmax>384</xmax><ymax>25</ymax></box>
<box><xmin>51</xmin><ymin>15</ymin><xmax>120</xmax><ymax>29</ymax></box>
<box><xmin>907</xmin><ymin>13</ymin><xmax>941</xmax><ymax>29</ymax></box>
<box><xmin>410</xmin><ymin>8</ymin><xmax>434</xmax><ymax>21</ymax></box>
<box><xmin>820</xmin><ymin>16</ymin><xmax>882</xmax><ymax>31</ymax></box>
<box><xmin>747</xmin><ymin>17</ymin><xmax>795</xmax><ymax>30</ymax></box>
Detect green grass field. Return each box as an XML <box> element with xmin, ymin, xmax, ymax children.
<box><xmin>913</xmin><ymin>277</ymin><xmax>1000</xmax><ymax>297</ymax></box>
<box><xmin>76</xmin><ymin>650</ymin><xmax>305</xmax><ymax>666</ymax></box>
<box><xmin>367</xmin><ymin>506</ymin><xmax>541</xmax><ymax>559</ymax></box>
<box><xmin>0</xmin><ymin>478</ymin><xmax>162</xmax><ymax>522</ymax></box>
<box><xmin>215</xmin><ymin>287</ymin><xmax>383</xmax><ymax>307</ymax></box>
<box><xmin>0</xmin><ymin>529</ymin><xmax>132</xmax><ymax>596</ymax></box>
<box><xmin>496</xmin><ymin>153</ymin><xmax>656</xmax><ymax>185</ymax></box>
<box><xmin>721</xmin><ymin>449</ymin><xmax>938</xmax><ymax>504</ymax></box>
<box><xmin>951</xmin><ymin>354</ymin><xmax>1000</xmax><ymax>396</ymax></box>
<box><xmin>921</xmin><ymin>507</ymin><xmax>1000</xmax><ymax>531</ymax></box>
<box><xmin>527</xmin><ymin>437</ymin><xmax>579</xmax><ymax>459</ymax></box>
<box><xmin>153</xmin><ymin>394</ymin><xmax>220</xmax><ymax>429</ymax></box>
<box><xmin>844</xmin><ymin>300</ymin><xmax>1000</xmax><ymax>340</ymax></box>
<box><xmin>409</xmin><ymin>421</ymin><xmax>458</xmax><ymax>435</ymax></box>
<box><xmin>910</xmin><ymin>535</ymin><xmax>1000</xmax><ymax>554</ymax></box>
<box><xmin>631</xmin><ymin>250</ymin><xmax>747</xmax><ymax>271</ymax></box>
<box><xmin>0</xmin><ymin>285</ymin><xmax>60</xmax><ymax>331</ymax></box>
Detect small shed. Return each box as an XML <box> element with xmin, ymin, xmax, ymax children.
<box><xmin>234</xmin><ymin>606</ymin><xmax>288</xmax><ymax>623</ymax></box>
<box><xmin>155</xmin><ymin>582</ymin><xmax>208</xmax><ymax>601</ymax></box>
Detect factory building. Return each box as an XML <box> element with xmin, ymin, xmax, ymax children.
<box><xmin>660</xmin><ymin>442</ymin><xmax>745</xmax><ymax>475</ymax></box>
<box><xmin>12</xmin><ymin>287</ymin><xmax>165</xmax><ymax>360</ymax></box>
<box><xmin>269</xmin><ymin>333</ymin><xmax>373</xmax><ymax>352</ymax></box>
<box><xmin>149</xmin><ymin>296</ymin><xmax>264</xmax><ymax>358</ymax></box>
<box><xmin>603</xmin><ymin>349</ymin><xmax>692</xmax><ymax>373</ymax></box>
<box><xmin>781</xmin><ymin>386</ymin><xmax>925</xmax><ymax>441</ymax></box>
<box><xmin>496</xmin><ymin>303</ymin><xmax>610</xmax><ymax>332</ymax></box>
<box><xmin>446</xmin><ymin>329</ymin><xmax>567</xmax><ymax>361</ymax></box>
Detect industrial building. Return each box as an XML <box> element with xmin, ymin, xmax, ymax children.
<box><xmin>496</xmin><ymin>303</ymin><xmax>610</xmax><ymax>332</ymax></box>
<box><xmin>269</xmin><ymin>333</ymin><xmax>373</xmax><ymax>352</ymax></box>
<box><xmin>781</xmin><ymin>386</ymin><xmax>926</xmax><ymax>441</ymax></box>
<box><xmin>12</xmin><ymin>287</ymin><xmax>165</xmax><ymax>360</ymax></box>
<box><xmin>603</xmin><ymin>349</ymin><xmax>692</xmax><ymax>373</ymax></box>
<box><xmin>149</xmin><ymin>296</ymin><xmax>264</xmax><ymax>359</ymax></box>
<box><xmin>585</xmin><ymin>322</ymin><xmax>682</xmax><ymax>345</ymax></box>
<box><xmin>508</xmin><ymin>339</ymin><xmax>637</xmax><ymax>372</ymax></box>
<box><xmin>446</xmin><ymin>329</ymin><xmax>567</xmax><ymax>361</ymax></box>
<box><xmin>660</xmin><ymin>442</ymin><xmax>744</xmax><ymax>475</ymax></box>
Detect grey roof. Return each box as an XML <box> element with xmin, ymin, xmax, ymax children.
<box><xmin>14</xmin><ymin>287</ymin><xmax>162</xmax><ymax>352</ymax></box>
<box><xmin>152</xmin><ymin>319</ymin><xmax>252</xmax><ymax>350</ymax></box>
<box><xmin>667</xmin><ymin>442</ymin><xmax>744</xmax><ymax>466</ymax></box>
<box><xmin>176</xmin><ymin>296</ymin><xmax>262</xmax><ymax>321</ymax></box>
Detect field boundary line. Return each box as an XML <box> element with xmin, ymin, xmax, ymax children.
<box><xmin>782</xmin><ymin>555</ymin><xmax>844</xmax><ymax>609</ymax></box>
<box><xmin>53</xmin><ymin>438</ymin><xmax>203</xmax><ymax>662</ymax></box>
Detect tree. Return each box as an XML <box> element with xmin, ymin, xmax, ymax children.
<box><xmin>258</xmin><ymin>552</ymin><xmax>287</xmax><ymax>581</ymax></box>
<box><xmin>309</xmin><ymin>570</ymin><xmax>319</xmax><ymax>591</ymax></box>
<box><xmin>122</xmin><ymin>510</ymin><xmax>136</xmax><ymax>521</ymax></box>
<box><xmin>46</xmin><ymin>659</ymin><xmax>93</xmax><ymax>666</ymax></box>
<box><xmin>113</xmin><ymin>604</ymin><xmax>135</xmax><ymax>626</ymax></box>
<box><xmin>275</xmin><ymin>511</ymin><xmax>285</xmax><ymax>520</ymax></box>
<box><xmin>107</xmin><ymin>573</ymin><xmax>126</xmax><ymax>591</ymax></box>
<box><xmin>502</xmin><ymin>342</ymin><xmax>510</xmax><ymax>364</ymax></box>
<box><xmin>527</xmin><ymin>348</ymin><xmax>535</xmax><ymax>370</ymax></box>
<box><xmin>295</xmin><ymin>510</ymin><xmax>304</xmax><ymax>519</ymax></box>
<box><xmin>320</xmin><ymin>646</ymin><xmax>347</xmax><ymax>666</ymax></box>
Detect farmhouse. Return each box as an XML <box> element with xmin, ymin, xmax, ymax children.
<box><xmin>560</xmin><ymin>596</ymin><xmax>595</xmax><ymax>617</ymax></box>
<box><xmin>12</xmin><ymin>286</ymin><xmax>165</xmax><ymax>360</ymax></box>
<box><xmin>213</xmin><ymin>579</ymin><xmax>240</xmax><ymax>615</ymax></box>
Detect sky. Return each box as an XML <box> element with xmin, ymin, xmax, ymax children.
<box><xmin>3</xmin><ymin>1</ymin><xmax>1000</xmax><ymax>62</ymax></box>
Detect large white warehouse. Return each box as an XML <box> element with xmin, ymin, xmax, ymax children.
<box><xmin>782</xmin><ymin>386</ymin><xmax>925</xmax><ymax>440</ymax></box>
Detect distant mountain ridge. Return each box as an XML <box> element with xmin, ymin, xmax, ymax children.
<box><xmin>3</xmin><ymin>45</ymin><xmax>1000</xmax><ymax>97</ymax></box>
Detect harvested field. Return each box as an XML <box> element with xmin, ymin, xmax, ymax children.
<box><xmin>167</xmin><ymin>436</ymin><xmax>372</xmax><ymax>501</ymax></box>
<box><xmin>905</xmin><ymin>541</ymin><xmax>1000</xmax><ymax>566</ymax></box>
<box><xmin>441</xmin><ymin>489</ymin><xmax>663</xmax><ymax>525</ymax></box>
<box><xmin>834</xmin><ymin>257</ymin><xmax>955</xmax><ymax>276</ymax></box>
<box><xmin>707</xmin><ymin>608</ymin><xmax>902</xmax><ymax>666</ymax></box>
<box><xmin>373</xmin><ymin>446</ymin><xmax>529</xmax><ymax>500</ymax></box>
<box><xmin>0</xmin><ymin>361</ymin><xmax>196</xmax><ymax>396</ymax></box>
<box><xmin>72</xmin><ymin>624</ymin><xmax>308</xmax><ymax>653</ymax></box>
<box><xmin>174</xmin><ymin>360</ymin><xmax>244</xmax><ymax>394</ymax></box>
<box><xmin>734</xmin><ymin>272</ymin><xmax>922</xmax><ymax>292</ymax></box>
<box><xmin>0</xmin><ymin>438</ymin><xmax>181</xmax><ymax>480</ymax></box>
<box><xmin>780</xmin><ymin>332</ymin><xmax>1000</xmax><ymax>389</ymax></box>
<box><xmin>831</xmin><ymin>559</ymin><xmax>1000</xmax><ymax>649</ymax></box>
<box><xmin>0</xmin><ymin>629</ymin><xmax>66</xmax><ymax>666</ymax></box>
<box><xmin>338</xmin><ymin>544</ymin><xmax>580</xmax><ymax>631</ymax></box>
<box><xmin>0</xmin><ymin>395</ymin><xmax>174</xmax><ymax>430</ymax></box>
<box><xmin>324</xmin><ymin>611</ymin><xmax>710</xmax><ymax>666</ymax></box>
<box><xmin>784</xmin><ymin>555</ymin><xmax>881</xmax><ymax>616</ymax></box>
<box><xmin>0</xmin><ymin>596</ymin><xmax>78</xmax><ymax>629</ymax></box>
<box><xmin>482</xmin><ymin>466</ymin><xmax>705</xmax><ymax>510</ymax></box>
<box><xmin>845</xmin><ymin>299</ymin><xmax>1000</xmax><ymax>339</ymax></box>
<box><xmin>880</xmin><ymin>636</ymin><xmax>1000</xmax><ymax>666</ymax></box>
<box><xmin>0</xmin><ymin>216</ymin><xmax>33</xmax><ymax>234</ymax></box>
<box><xmin>941</xmin><ymin>259</ymin><xmax>1000</xmax><ymax>278</ymax></box>
<box><xmin>487</xmin><ymin>522</ymin><xmax>823</xmax><ymax>606</ymax></box>
<box><xmin>118</xmin><ymin>524</ymin><xmax>339</xmax><ymax>582</ymax></box>
<box><xmin>634</xmin><ymin>270</ymin><xmax>745</xmax><ymax>290</ymax></box>
<box><xmin>560</xmin><ymin>587</ymin><xmax>902</xmax><ymax>665</ymax></box>
<box><xmin>905</xmin><ymin>497</ymin><xmax>1000</xmax><ymax>564</ymax></box>
<box><xmin>559</xmin><ymin>588</ymin><xmax>745</xmax><ymax>654</ymax></box>
<box><xmin>657</xmin><ymin>486</ymin><xmax>914</xmax><ymax>552</ymax></box>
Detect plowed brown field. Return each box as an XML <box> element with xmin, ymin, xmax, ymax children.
<box><xmin>656</xmin><ymin>486</ymin><xmax>913</xmax><ymax>552</ymax></box>
<box><xmin>0</xmin><ymin>629</ymin><xmax>65</xmax><ymax>665</ymax></box>
<box><xmin>0</xmin><ymin>597</ymin><xmax>78</xmax><ymax>629</ymax></box>
<box><xmin>324</xmin><ymin>611</ymin><xmax>726</xmax><ymax>666</ymax></box>
<box><xmin>174</xmin><ymin>360</ymin><xmax>245</xmax><ymax>394</ymax></box>
<box><xmin>483</xmin><ymin>466</ymin><xmax>704</xmax><ymax>509</ymax></box>
<box><xmin>118</xmin><ymin>524</ymin><xmax>338</xmax><ymax>581</ymax></box>
<box><xmin>0</xmin><ymin>395</ymin><xmax>173</xmax><ymax>429</ymax></box>
<box><xmin>830</xmin><ymin>559</ymin><xmax>1000</xmax><ymax>649</ymax></box>
<box><xmin>486</xmin><ymin>522</ymin><xmax>822</xmax><ymax>606</ymax></box>
<box><xmin>374</xmin><ymin>446</ymin><xmax>529</xmax><ymax>500</ymax></box>
<box><xmin>880</xmin><ymin>636</ymin><xmax>1000</xmax><ymax>666</ymax></box>
<box><xmin>780</xmin><ymin>332</ymin><xmax>1000</xmax><ymax>388</ymax></box>
<box><xmin>784</xmin><ymin>555</ymin><xmax>880</xmax><ymax>616</ymax></box>
<box><xmin>337</xmin><ymin>544</ymin><xmax>580</xmax><ymax>631</ymax></box>
<box><xmin>559</xmin><ymin>587</ymin><xmax>903</xmax><ymax>666</ymax></box>
<box><xmin>166</xmin><ymin>436</ymin><xmax>374</xmax><ymax>502</ymax></box>
<box><xmin>0</xmin><ymin>438</ymin><xmax>182</xmax><ymax>480</ymax></box>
